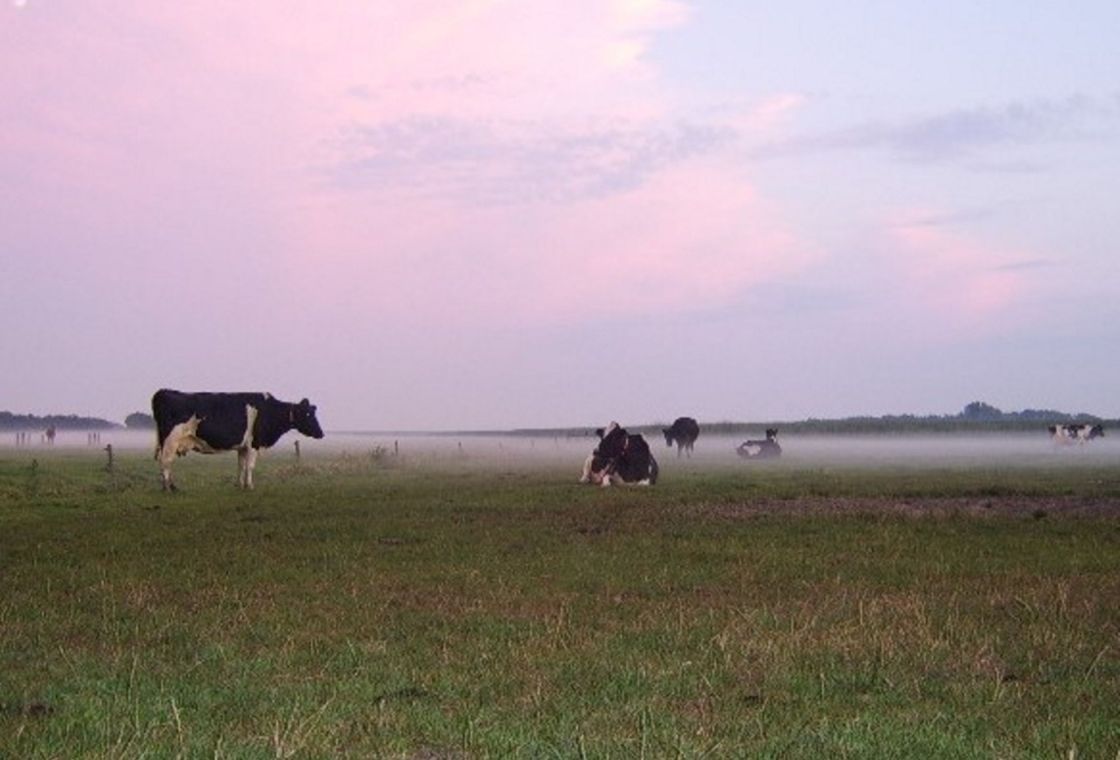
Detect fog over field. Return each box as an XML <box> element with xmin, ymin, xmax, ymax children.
<box><xmin>9</xmin><ymin>428</ymin><xmax>1117</xmax><ymax>473</ymax></box>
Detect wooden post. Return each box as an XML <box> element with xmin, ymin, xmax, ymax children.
<box><xmin>294</xmin><ymin>440</ymin><xmax>301</xmax><ymax>460</ymax></box>
<box><xmin>394</xmin><ymin>440</ymin><xmax>399</xmax><ymax>457</ymax></box>
<box><xmin>104</xmin><ymin>444</ymin><xmax>114</xmax><ymax>473</ymax></box>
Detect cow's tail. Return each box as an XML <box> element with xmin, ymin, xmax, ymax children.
<box><xmin>649</xmin><ymin>456</ymin><xmax>659</xmax><ymax>485</ymax></box>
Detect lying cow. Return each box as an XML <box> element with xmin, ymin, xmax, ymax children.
<box><xmin>736</xmin><ymin>428</ymin><xmax>781</xmax><ymax>459</ymax></box>
<box><xmin>152</xmin><ymin>388</ymin><xmax>324</xmax><ymax>491</ymax></box>
<box><xmin>662</xmin><ymin>416</ymin><xmax>700</xmax><ymax>458</ymax></box>
<box><xmin>580</xmin><ymin>422</ymin><xmax>659</xmax><ymax>486</ymax></box>
<box><xmin>1048</xmin><ymin>423</ymin><xmax>1104</xmax><ymax>446</ymax></box>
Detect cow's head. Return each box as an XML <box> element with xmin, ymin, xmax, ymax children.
<box><xmin>293</xmin><ymin>399</ymin><xmax>325</xmax><ymax>439</ymax></box>
<box><xmin>1089</xmin><ymin>424</ymin><xmax>1105</xmax><ymax>439</ymax></box>
<box><xmin>662</xmin><ymin>427</ymin><xmax>674</xmax><ymax>447</ymax></box>
<box><xmin>580</xmin><ymin>422</ymin><xmax>625</xmax><ymax>478</ymax></box>
<box><xmin>765</xmin><ymin>428</ymin><xmax>779</xmax><ymax>440</ymax></box>
<box><xmin>595</xmin><ymin>423</ymin><xmax>628</xmax><ymax>459</ymax></box>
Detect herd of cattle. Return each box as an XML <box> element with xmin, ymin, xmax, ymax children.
<box><xmin>146</xmin><ymin>389</ymin><xmax>1108</xmax><ymax>490</ymax></box>
<box><xmin>1048</xmin><ymin>423</ymin><xmax>1105</xmax><ymax>446</ymax></box>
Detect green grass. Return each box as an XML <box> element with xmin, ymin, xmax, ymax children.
<box><xmin>2</xmin><ymin>449</ymin><xmax>1119</xmax><ymax>758</ymax></box>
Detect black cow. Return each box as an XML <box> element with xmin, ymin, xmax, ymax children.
<box><xmin>662</xmin><ymin>416</ymin><xmax>700</xmax><ymax>458</ymax></box>
<box><xmin>152</xmin><ymin>388</ymin><xmax>324</xmax><ymax>491</ymax></box>
<box><xmin>736</xmin><ymin>428</ymin><xmax>781</xmax><ymax>459</ymax></box>
<box><xmin>579</xmin><ymin>422</ymin><xmax>659</xmax><ymax>486</ymax></box>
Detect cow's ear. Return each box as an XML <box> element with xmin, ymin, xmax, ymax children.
<box><xmin>300</xmin><ymin>398</ymin><xmax>310</xmax><ymax>406</ymax></box>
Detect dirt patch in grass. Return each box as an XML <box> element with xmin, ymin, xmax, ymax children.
<box><xmin>688</xmin><ymin>495</ymin><xmax>1120</xmax><ymax>521</ymax></box>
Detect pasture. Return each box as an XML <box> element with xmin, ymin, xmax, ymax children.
<box><xmin>2</xmin><ymin>434</ymin><xmax>1119</xmax><ymax>758</ymax></box>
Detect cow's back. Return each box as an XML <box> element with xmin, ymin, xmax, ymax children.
<box><xmin>673</xmin><ymin>417</ymin><xmax>700</xmax><ymax>437</ymax></box>
<box><xmin>621</xmin><ymin>433</ymin><xmax>658</xmax><ymax>483</ymax></box>
<box><xmin>152</xmin><ymin>389</ymin><xmax>268</xmax><ymax>449</ymax></box>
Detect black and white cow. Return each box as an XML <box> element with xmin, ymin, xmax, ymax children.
<box><xmin>1048</xmin><ymin>423</ymin><xmax>1104</xmax><ymax>446</ymax></box>
<box><xmin>152</xmin><ymin>388</ymin><xmax>324</xmax><ymax>491</ymax></box>
<box><xmin>579</xmin><ymin>422</ymin><xmax>659</xmax><ymax>486</ymax></box>
<box><xmin>736</xmin><ymin>428</ymin><xmax>781</xmax><ymax>459</ymax></box>
<box><xmin>662</xmin><ymin>416</ymin><xmax>700</xmax><ymax>458</ymax></box>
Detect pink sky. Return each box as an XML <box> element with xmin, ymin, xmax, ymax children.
<box><xmin>3</xmin><ymin>1</ymin><xmax>1119</xmax><ymax>428</ymax></box>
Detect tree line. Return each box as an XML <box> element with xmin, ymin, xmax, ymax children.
<box><xmin>1</xmin><ymin>402</ymin><xmax>1112</xmax><ymax>436</ymax></box>
<box><xmin>503</xmin><ymin>402</ymin><xmax>1113</xmax><ymax>438</ymax></box>
<box><xmin>0</xmin><ymin>411</ymin><xmax>155</xmax><ymax>431</ymax></box>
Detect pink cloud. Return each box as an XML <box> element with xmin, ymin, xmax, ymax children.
<box><xmin>284</xmin><ymin>156</ymin><xmax>819</xmax><ymax>328</ymax></box>
<box><xmin>882</xmin><ymin>216</ymin><xmax>1037</xmax><ymax>334</ymax></box>
<box><xmin>3</xmin><ymin>1</ymin><xmax>818</xmax><ymax>333</ymax></box>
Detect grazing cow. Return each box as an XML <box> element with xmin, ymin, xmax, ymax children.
<box><xmin>1048</xmin><ymin>423</ymin><xmax>1104</xmax><ymax>446</ymax></box>
<box><xmin>579</xmin><ymin>422</ymin><xmax>659</xmax><ymax>486</ymax></box>
<box><xmin>662</xmin><ymin>417</ymin><xmax>700</xmax><ymax>458</ymax></box>
<box><xmin>152</xmin><ymin>388</ymin><xmax>324</xmax><ymax>491</ymax></box>
<box><xmin>44</xmin><ymin>426</ymin><xmax>56</xmax><ymax>445</ymax></box>
<box><xmin>736</xmin><ymin>428</ymin><xmax>781</xmax><ymax>459</ymax></box>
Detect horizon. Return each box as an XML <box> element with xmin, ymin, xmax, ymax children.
<box><xmin>4</xmin><ymin>2</ymin><xmax>1119</xmax><ymax>428</ymax></box>
<box><xmin>4</xmin><ymin>401</ymin><xmax>1114</xmax><ymax>436</ymax></box>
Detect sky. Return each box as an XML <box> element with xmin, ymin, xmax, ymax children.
<box><xmin>2</xmin><ymin>1</ymin><xmax>1119</xmax><ymax>430</ymax></box>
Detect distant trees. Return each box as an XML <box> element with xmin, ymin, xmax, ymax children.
<box><xmin>0</xmin><ymin>411</ymin><xmax>117</xmax><ymax>431</ymax></box>
<box><xmin>639</xmin><ymin>402</ymin><xmax>1108</xmax><ymax>437</ymax></box>
<box><xmin>961</xmin><ymin>401</ymin><xmax>1003</xmax><ymax>421</ymax></box>
<box><xmin>960</xmin><ymin>401</ymin><xmax>1099</xmax><ymax>425</ymax></box>
<box><xmin>125</xmin><ymin>412</ymin><xmax>156</xmax><ymax>430</ymax></box>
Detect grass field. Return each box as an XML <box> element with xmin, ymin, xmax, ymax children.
<box><xmin>2</xmin><ymin>441</ymin><xmax>1119</xmax><ymax>758</ymax></box>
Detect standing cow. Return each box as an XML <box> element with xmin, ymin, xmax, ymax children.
<box><xmin>662</xmin><ymin>416</ymin><xmax>700</xmax><ymax>458</ymax></box>
<box><xmin>152</xmin><ymin>389</ymin><xmax>324</xmax><ymax>491</ymax></box>
<box><xmin>579</xmin><ymin>422</ymin><xmax>659</xmax><ymax>486</ymax></box>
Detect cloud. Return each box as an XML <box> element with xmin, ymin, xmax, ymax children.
<box><xmin>881</xmin><ymin>220</ymin><xmax>1037</xmax><ymax>333</ymax></box>
<box><xmin>990</xmin><ymin>258</ymin><xmax>1056</xmax><ymax>273</ymax></box>
<box><xmin>328</xmin><ymin>117</ymin><xmax>733</xmax><ymax>204</ymax></box>
<box><xmin>289</xmin><ymin>154</ymin><xmax>822</xmax><ymax>329</ymax></box>
<box><xmin>751</xmin><ymin>95</ymin><xmax>1120</xmax><ymax>164</ymax></box>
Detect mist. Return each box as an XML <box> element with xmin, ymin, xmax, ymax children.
<box><xmin>11</xmin><ymin>429</ymin><xmax>1115</xmax><ymax>475</ymax></box>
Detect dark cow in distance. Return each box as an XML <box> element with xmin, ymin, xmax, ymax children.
<box><xmin>152</xmin><ymin>389</ymin><xmax>324</xmax><ymax>491</ymax></box>
<box><xmin>737</xmin><ymin>428</ymin><xmax>781</xmax><ymax>459</ymax></box>
<box><xmin>580</xmin><ymin>422</ymin><xmax>659</xmax><ymax>486</ymax></box>
<box><xmin>1048</xmin><ymin>423</ymin><xmax>1104</xmax><ymax>446</ymax></box>
<box><xmin>662</xmin><ymin>416</ymin><xmax>700</xmax><ymax>458</ymax></box>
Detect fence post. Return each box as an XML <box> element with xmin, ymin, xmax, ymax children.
<box><xmin>104</xmin><ymin>444</ymin><xmax>114</xmax><ymax>473</ymax></box>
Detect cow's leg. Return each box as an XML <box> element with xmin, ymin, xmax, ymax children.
<box><xmin>157</xmin><ymin>416</ymin><xmax>201</xmax><ymax>492</ymax></box>
<box><xmin>237</xmin><ymin>447</ymin><xmax>260</xmax><ymax>489</ymax></box>
<box><xmin>237</xmin><ymin>448</ymin><xmax>248</xmax><ymax>488</ymax></box>
<box><xmin>579</xmin><ymin>454</ymin><xmax>595</xmax><ymax>483</ymax></box>
<box><xmin>245</xmin><ymin>448</ymin><xmax>259</xmax><ymax>490</ymax></box>
<box><xmin>158</xmin><ymin>442</ymin><xmax>178</xmax><ymax>492</ymax></box>
<box><xmin>157</xmin><ymin>434</ymin><xmax>188</xmax><ymax>492</ymax></box>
